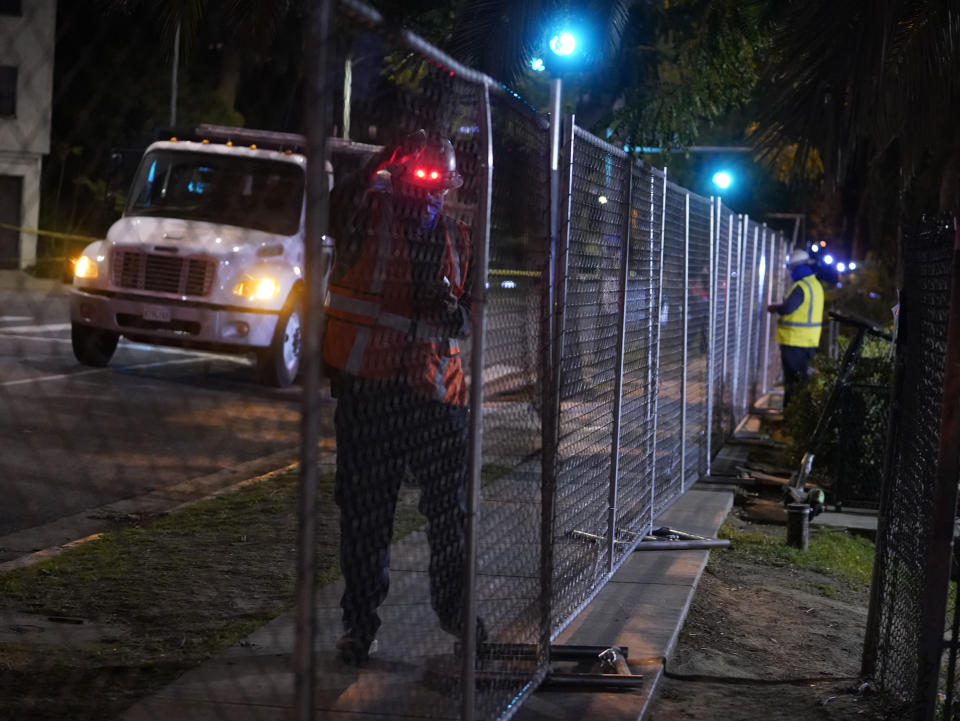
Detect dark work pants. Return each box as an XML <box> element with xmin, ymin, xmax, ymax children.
<box><xmin>333</xmin><ymin>378</ymin><xmax>469</xmax><ymax>637</ymax></box>
<box><xmin>780</xmin><ymin>345</ymin><xmax>815</xmax><ymax>410</ymax></box>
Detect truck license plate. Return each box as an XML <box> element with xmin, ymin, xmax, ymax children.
<box><xmin>143</xmin><ymin>306</ymin><xmax>172</xmax><ymax>322</ymax></box>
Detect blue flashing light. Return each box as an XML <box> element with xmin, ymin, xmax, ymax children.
<box><xmin>848</xmin><ymin>262</ymin><xmax>858</xmax><ymax>271</ymax></box>
<box><xmin>501</xmin><ymin>279</ymin><xmax>517</xmax><ymax>289</ymax></box>
<box><xmin>531</xmin><ymin>57</ymin><xmax>545</xmax><ymax>72</ymax></box>
<box><xmin>810</xmin><ymin>244</ymin><xmax>819</xmax><ymax>253</ymax></box>
<box><xmin>837</xmin><ymin>262</ymin><xmax>846</xmax><ymax>272</ymax></box>
<box><xmin>712</xmin><ymin>171</ymin><xmax>732</xmax><ymax>190</ymax></box>
<box><xmin>823</xmin><ymin>254</ymin><xmax>834</xmax><ymax>265</ymax></box>
<box><xmin>549</xmin><ymin>32</ymin><xmax>577</xmax><ymax>56</ymax></box>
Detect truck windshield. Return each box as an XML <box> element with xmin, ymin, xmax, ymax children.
<box><xmin>126</xmin><ymin>150</ymin><xmax>305</xmax><ymax>236</ymax></box>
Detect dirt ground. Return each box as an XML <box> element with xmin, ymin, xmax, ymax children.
<box><xmin>645</xmin><ymin>495</ymin><xmax>891</xmax><ymax>721</ymax></box>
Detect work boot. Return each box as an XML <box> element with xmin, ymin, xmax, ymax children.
<box><xmin>440</xmin><ymin>616</ymin><xmax>488</xmax><ymax>645</ymax></box>
<box><xmin>335</xmin><ymin>628</ymin><xmax>378</xmax><ymax>666</ymax></box>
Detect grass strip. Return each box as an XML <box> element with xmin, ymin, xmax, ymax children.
<box><xmin>0</xmin><ymin>468</ymin><xmax>427</xmax><ymax>721</ymax></box>
<box><xmin>714</xmin><ymin>522</ymin><xmax>875</xmax><ymax>589</ymax></box>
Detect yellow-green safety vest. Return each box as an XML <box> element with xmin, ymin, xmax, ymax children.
<box><xmin>776</xmin><ymin>275</ymin><xmax>824</xmax><ymax>348</ymax></box>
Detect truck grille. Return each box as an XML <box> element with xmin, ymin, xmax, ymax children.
<box><xmin>111</xmin><ymin>249</ymin><xmax>216</xmax><ymax>296</ymax></box>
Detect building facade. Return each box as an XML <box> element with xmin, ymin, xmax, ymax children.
<box><xmin>0</xmin><ymin>0</ymin><xmax>55</xmax><ymax>269</ymax></box>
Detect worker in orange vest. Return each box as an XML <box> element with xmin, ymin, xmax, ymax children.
<box><xmin>323</xmin><ymin>130</ymin><xmax>479</xmax><ymax>665</ymax></box>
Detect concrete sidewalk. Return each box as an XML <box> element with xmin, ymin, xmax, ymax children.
<box><xmin>120</xmin><ymin>485</ymin><xmax>732</xmax><ymax>721</ymax></box>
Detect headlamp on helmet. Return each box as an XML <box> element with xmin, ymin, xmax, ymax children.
<box><xmin>389</xmin><ymin>129</ymin><xmax>464</xmax><ymax>191</ymax></box>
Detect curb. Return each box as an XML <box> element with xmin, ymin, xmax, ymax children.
<box><xmin>0</xmin><ymin>446</ymin><xmax>307</xmax><ymax>572</ymax></box>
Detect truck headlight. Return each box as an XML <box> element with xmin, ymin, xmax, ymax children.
<box><xmin>74</xmin><ymin>255</ymin><xmax>98</xmax><ymax>279</ymax></box>
<box><xmin>234</xmin><ymin>277</ymin><xmax>280</xmax><ymax>300</ymax></box>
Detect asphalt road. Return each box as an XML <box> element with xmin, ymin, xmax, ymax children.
<box><xmin>0</xmin><ymin>276</ymin><xmax>331</xmax><ymax>544</ymax></box>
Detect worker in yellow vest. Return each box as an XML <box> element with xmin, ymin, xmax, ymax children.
<box><xmin>766</xmin><ymin>249</ymin><xmax>825</xmax><ymax>409</ymax></box>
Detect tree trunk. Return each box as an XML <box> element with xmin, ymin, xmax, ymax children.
<box><xmin>219</xmin><ymin>46</ymin><xmax>243</xmax><ymax>110</ymax></box>
<box><xmin>938</xmin><ymin>148</ymin><xmax>960</xmax><ymax>215</ymax></box>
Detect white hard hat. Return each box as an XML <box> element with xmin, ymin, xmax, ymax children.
<box><xmin>787</xmin><ymin>249</ymin><xmax>810</xmax><ymax>267</ymax></box>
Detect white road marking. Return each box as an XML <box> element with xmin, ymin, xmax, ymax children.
<box><xmin>0</xmin><ymin>332</ymin><xmax>249</xmax><ymax>362</ymax></box>
<box><xmin>0</xmin><ymin>315</ymin><xmax>32</xmax><ymax>322</ymax></box>
<box><xmin>0</xmin><ymin>356</ymin><xmax>247</xmax><ymax>388</ymax></box>
<box><xmin>0</xmin><ymin>322</ymin><xmax>71</xmax><ymax>333</ymax></box>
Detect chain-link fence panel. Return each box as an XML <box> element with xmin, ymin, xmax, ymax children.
<box><xmin>686</xmin><ymin>192</ymin><xmax>711</xmax><ymax>481</ymax></box>
<box><xmin>651</xmin><ymin>181</ymin><xmax>686</xmax><ymax>514</ymax></box>
<box><xmin>0</xmin><ymin>1</ymin><xmax>794</xmax><ymax>718</ymax></box>
<box><xmin>738</xmin><ymin>220</ymin><xmax>766</xmax><ymax>417</ymax></box>
<box><xmin>310</xmin><ymin>4</ymin><xmax>502</xmax><ymax>718</ymax></box>
<box><xmin>613</xmin><ymin>163</ymin><xmax>660</xmax><ymax>562</ymax></box>
<box><xmin>715</xmin><ymin>204</ymin><xmax>736</xmax><ymax>440</ymax></box>
<box><xmin>759</xmin><ymin>229</ymin><xmax>777</xmax><ymax>396</ymax></box>
<box><xmin>471</xmin><ymin>82</ymin><xmax>552</xmax><ymax>721</ymax></box>
<box><xmin>834</xmin><ymin>383</ymin><xmax>888</xmax><ymax>509</ymax></box>
<box><xmin>548</xmin><ymin>127</ymin><xmax>630</xmax><ymax>632</ymax></box>
<box><xmin>862</xmin><ymin>217</ymin><xmax>960</xmax><ymax>720</ymax></box>
<box><xmin>2</xmin><ymin>2</ymin><xmax>326</xmax><ymax>720</ymax></box>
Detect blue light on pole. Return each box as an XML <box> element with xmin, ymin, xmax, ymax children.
<box><xmin>540</xmin><ymin>19</ymin><xmax>591</xmax><ymax>75</ymax></box>
<box><xmin>712</xmin><ymin>171</ymin><xmax>732</xmax><ymax>190</ymax></box>
<box><xmin>550</xmin><ymin>31</ymin><xmax>577</xmax><ymax>56</ymax></box>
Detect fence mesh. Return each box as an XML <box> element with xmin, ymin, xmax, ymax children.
<box><xmin>0</xmin><ymin>1</ymin><xmax>793</xmax><ymax>719</ymax></box>
<box><xmin>686</xmin><ymin>193</ymin><xmax>711</xmax><ymax>481</ymax></box>
<box><xmin>863</xmin><ymin>217</ymin><xmax>960</xmax><ymax>720</ymax></box>
<box><xmin>613</xmin><ymin>164</ymin><xmax>660</xmax><ymax>562</ymax></box>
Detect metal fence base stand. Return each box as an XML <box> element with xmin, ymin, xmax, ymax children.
<box><xmin>472</xmin><ymin>644</ymin><xmax>645</xmax><ymax>690</ymax></box>
<box><xmin>633</xmin><ymin>526</ymin><xmax>731</xmax><ymax>552</ymax></box>
<box><xmin>786</xmin><ymin>503</ymin><xmax>810</xmax><ymax>550</ymax></box>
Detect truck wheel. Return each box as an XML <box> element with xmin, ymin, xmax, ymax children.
<box><xmin>71</xmin><ymin>322</ymin><xmax>119</xmax><ymax>367</ymax></box>
<box><xmin>258</xmin><ymin>289</ymin><xmax>303</xmax><ymax>388</ymax></box>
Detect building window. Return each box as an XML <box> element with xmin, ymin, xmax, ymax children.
<box><xmin>0</xmin><ymin>66</ymin><xmax>15</xmax><ymax>116</ymax></box>
<box><xmin>0</xmin><ymin>0</ymin><xmax>21</xmax><ymax>16</ymax></box>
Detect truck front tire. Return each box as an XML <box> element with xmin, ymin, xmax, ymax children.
<box><xmin>258</xmin><ymin>289</ymin><xmax>303</xmax><ymax>388</ymax></box>
<box><xmin>71</xmin><ymin>322</ymin><xmax>119</xmax><ymax>367</ymax></box>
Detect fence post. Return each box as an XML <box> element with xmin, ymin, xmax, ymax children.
<box><xmin>706</xmin><ymin>197</ymin><xmax>716</xmax><ymax>476</ymax></box>
<box><xmin>295</xmin><ymin>1</ymin><xmax>333</xmax><ymax>719</ymax></box>
<box><xmin>730</xmin><ymin>215</ymin><xmax>749</xmax><ymax>424</ymax></box>
<box><xmin>649</xmin><ymin>169</ymin><xmax>668</xmax><ymax>523</ymax></box>
<box><xmin>761</xmin><ymin>228</ymin><xmax>772</xmax><ymax>395</ymax></box>
<box><xmin>680</xmin><ymin>192</ymin><xmax>690</xmax><ymax>491</ymax></box>
<box><xmin>607</xmin><ymin>163</ymin><xmax>632</xmax><ymax>573</ymax></box>
<box><xmin>743</xmin><ymin>224</ymin><xmax>758</xmax><ymax>410</ymax></box>
<box><xmin>917</xmin><ymin>224</ymin><xmax>960</xmax><ymax>721</ymax></box>
<box><xmin>721</xmin><ymin>208</ymin><xmax>732</xmax><ymax>437</ymax></box>
<box><xmin>541</xmin><ymin>111</ymin><xmax>575</xmax><ymax>655</ymax></box>
<box><xmin>460</xmin><ymin>81</ymin><xmax>493</xmax><ymax>721</ymax></box>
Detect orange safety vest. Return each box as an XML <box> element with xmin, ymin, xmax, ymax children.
<box><xmin>322</xmin><ymin>191</ymin><xmax>471</xmax><ymax>406</ymax></box>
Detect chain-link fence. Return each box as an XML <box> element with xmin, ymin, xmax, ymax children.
<box><xmin>0</xmin><ymin>1</ymin><xmax>792</xmax><ymax>720</ymax></box>
<box><xmin>862</xmin><ymin>216</ymin><xmax>960</xmax><ymax>721</ymax></box>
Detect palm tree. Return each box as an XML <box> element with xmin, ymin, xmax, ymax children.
<box><xmin>752</xmin><ymin>0</ymin><xmax>960</xmax><ymax>218</ymax></box>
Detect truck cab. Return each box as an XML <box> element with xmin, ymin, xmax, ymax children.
<box><xmin>69</xmin><ymin>125</ymin><xmax>331</xmax><ymax>387</ymax></box>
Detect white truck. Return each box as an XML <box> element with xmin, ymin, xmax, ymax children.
<box><xmin>69</xmin><ymin>125</ymin><xmax>337</xmax><ymax>387</ymax></box>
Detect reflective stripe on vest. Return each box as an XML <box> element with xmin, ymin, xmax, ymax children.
<box><xmin>776</xmin><ymin>275</ymin><xmax>824</xmax><ymax>347</ymax></box>
<box><xmin>327</xmin><ymin>290</ymin><xmax>456</xmax><ymax>343</ymax></box>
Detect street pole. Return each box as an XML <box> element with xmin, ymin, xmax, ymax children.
<box><xmin>169</xmin><ymin>22</ymin><xmax>181</xmax><ymax>127</ymax></box>
<box><xmin>540</xmin><ymin>71</ymin><xmax>563</xmax><ymax>674</ymax></box>
<box><xmin>295</xmin><ymin>1</ymin><xmax>333</xmax><ymax>719</ymax></box>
